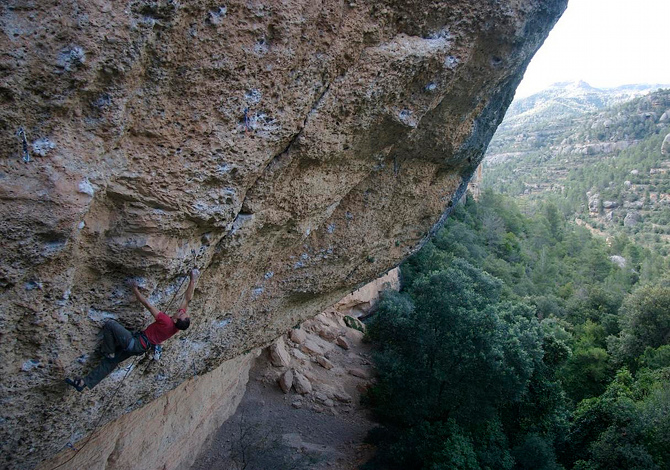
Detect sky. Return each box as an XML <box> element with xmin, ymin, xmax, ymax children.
<box><xmin>515</xmin><ymin>0</ymin><xmax>670</xmax><ymax>98</ymax></box>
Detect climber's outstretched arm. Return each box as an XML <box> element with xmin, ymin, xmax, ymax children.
<box><xmin>178</xmin><ymin>269</ymin><xmax>200</xmax><ymax>313</ymax></box>
<box><xmin>132</xmin><ymin>284</ymin><xmax>160</xmax><ymax>320</ymax></box>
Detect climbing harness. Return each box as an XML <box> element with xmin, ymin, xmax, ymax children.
<box><xmin>51</xmin><ymin>258</ymin><xmax>202</xmax><ymax>470</ymax></box>
<box><xmin>17</xmin><ymin>127</ymin><xmax>30</xmax><ymax>162</ymax></box>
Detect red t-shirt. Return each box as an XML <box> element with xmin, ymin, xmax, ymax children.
<box><xmin>144</xmin><ymin>312</ymin><xmax>179</xmax><ymax>345</ymax></box>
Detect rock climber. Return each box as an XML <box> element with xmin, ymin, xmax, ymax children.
<box><xmin>65</xmin><ymin>269</ymin><xmax>200</xmax><ymax>392</ymax></box>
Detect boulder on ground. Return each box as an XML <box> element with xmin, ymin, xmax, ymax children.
<box><xmin>314</xmin><ymin>392</ymin><xmax>329</xmax><ymax>403</ymax></box>
<box><xmin>318</xmin><ymin>327</ymin><xmax>338</xmax><ymax>342</ymax></box>
<box><xmin>289</xmin><ymin>328</ymin><xmax>307</xmax><ymax>344</ymax></box>
<box><xmin>300</xmin><ymin>338</ymin><xmax>324</xmax><ymax>356</ymax></box>
<box><xmin>332</xmin><ymin>390</ymin><xmax>352</xmax><ymax>403</ymax></box>
<box><xmin>291</xmin><ymin>348</ymin><xmax>309</xmax><ymax>361</ymax></box>
<box><xmin>315</xmin><ymin>312</ymin><xmax>339</xmax><ymax>329</ymax></box>
<box><xmin>336</xmin><ymin>336</ymin><xmax>350</xmax><ymax>350</ymax></box>
<box><xmin>356</xmin><ymin>382</ymin><xmax>373</xmax><ymax>394</ymax></box>
<box><xmin>344</xmin><ymin>328</ymin><xmax>364</xmax><ymax>343</ymax></box>
<box><xmin>278</xmin><ymin>369</ymin><xmax>293</xmax><ymax>393</ymax></box>
<box><xmin>268</xmin><ymin>337</ymin><xmax>291</xmax><ymax>367</ymax></box>
<box><xmin>348</xmin><ymin>368</ymin><xmax>372</xmax><ymax>379</ymax></box>
<box><xmin>294</xmin><ymin>372</ymin><xmax>313</xmax><ymax>395</ymax></box>
<box><xmin>317</xmin><ymin>356</ymin><xmax>334</xmax><ymax>370</ymax></box>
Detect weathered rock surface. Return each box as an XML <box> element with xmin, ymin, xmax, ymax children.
<box><xmin>268</xmin><ymin>337</ymin><xmax>291</xmax><ymax>367</ymax></box>
<box><xmin>610</xmin><ymin>255</ymin><xmax>627</xmax><ymax>269</ymax></box>
<box><xmin>300</xmin><ymin>337</ymin><xmax>327</xmax><ymax>356</ymax></box>
<box><xmin>348</xmin><ymin>367</ymin><xmax>372</xmax><ymax>380</ymax></box>
<box><xmin>35</xmin><ymin>348</ymin><xmax>261</xmax><ymax>470</ymax></box>
<box><xmin>261</xmin><ymin>305</ymin><xmax>378</xmax><ymax>416</ymax></box>
<box><xmin>624</xmin><ymin>211</ymin><xmax>642</xmax><ymax>227</ymax></box>
<box><xmin>279</xmin><ymin>369</ymin><xmax>294</xmax><ymax>393</ymax></box>
<box><xmin>337</xmin><ymin>336</ymin><xmax>351</xmax><ymax>350</ymax></box>
<box><xmin>345</xmin><ymin>326</ymin><xmax>365</xmax><ymax>342</ymax></box>
<box><xmin>289</xmin><ymin>327</ymin><xmax>307</xmax><ymax>344</ymax></box>
<box><xmin>335</xmin><ymin>267</ymin><xmax>400</xmax><ymax>316</ymax></box>
<box><xmin>0</xmin><ymin>0</ymin><xmax>566</xmax><ymax>468</ymax></box>
<box><xmin>293</xmin><ymin>372</ymin><xmax>313</xmax><ymax>395</ymax></box>
<box><xmin>588</xmin><ymin>191</ymin><xmax>601</xmax><ymax>213</ymax></box>
<box><xmin>316</xmin><ymin>355</ymin><xmax>334</xmax><ymax>370</ymax></box>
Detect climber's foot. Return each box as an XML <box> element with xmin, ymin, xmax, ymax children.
<box><xmin>65</xmin><ymin>378</ymin><xmax>86</xmax><ymax>392</ymax></box>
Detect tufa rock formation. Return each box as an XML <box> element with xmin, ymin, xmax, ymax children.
<box><xmin>0</xmin><ymin>0</ymin><xmax>566</xmax><ymax>468</ymax></box>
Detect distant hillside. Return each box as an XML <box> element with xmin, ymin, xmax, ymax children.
<box><xmin>504</xmin><ymin>82</ymin><xmax>667</xmax><ymax>126</ymax></box>
<box><xmin>487</xmin><ymin>81</ymin><xmax>670</xmax><ymax>159</ymax></box>
<box><xmin>483</xmin><ymin>83</ymin><xmax>670</xmax><ymax>255</ymax></box>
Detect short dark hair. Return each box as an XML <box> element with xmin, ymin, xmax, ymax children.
<box><xmin>175</xmin><ymin>317</ymin><xmax>190</xmax><ymax>330</ymax></box>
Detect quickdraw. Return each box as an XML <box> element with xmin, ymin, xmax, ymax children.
<box><xmin>243</xmin><ymin>107</ymin><xmax>252</xmax><ymax>132</ymax></box>
<box><xmin>51</xmin><ymin>257</ymin><xmax>202</xmax><ymax>470</ymax></box>
<box><xmin>17</xmin><ymin>127</ymin><xmax>30</xmax><ymax>162</ymax></box>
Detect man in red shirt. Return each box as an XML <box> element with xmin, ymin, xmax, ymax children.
<box><xmin>66</xmin><ymin>269</ymin><xmax>199</xmax><ymax>391</ymax></box>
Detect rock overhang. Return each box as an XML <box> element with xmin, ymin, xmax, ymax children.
<box><xmin>0</xmin><ymin>0</ymin><xmax>567</xmax><ymax>467</ymax></box>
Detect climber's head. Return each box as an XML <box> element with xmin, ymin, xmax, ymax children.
<box><xmin>173</xmin><ymin>308</ymin><xmax>191</xmax><ymax>330</ymax></box>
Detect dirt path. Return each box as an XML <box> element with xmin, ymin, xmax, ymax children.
<box><xmin>191</xmin><ymin>311</ymin><xmax>378</xmax><ymax>469</ymax></box>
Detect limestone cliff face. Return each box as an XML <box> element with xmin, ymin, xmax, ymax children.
<box><xmin>0</xmin><ymin>0</ymin><xmax>566</xmax><ymax>467</ymax></box>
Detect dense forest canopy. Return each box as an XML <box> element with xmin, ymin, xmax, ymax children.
<box><xmin>363</xmin><ymin>191</ymin><xmax>670</xmax><ymax>469</ymax></box>
<box><xmin>363</xmin><ymin>86</ymin><xmax>670</xmax><ymax>469</ymax></box>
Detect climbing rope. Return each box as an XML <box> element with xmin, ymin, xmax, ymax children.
<box><xmin>49</xmin><ymin>354</ymin><xmax>143</xmax><ymax>470</ymax></box>
<box><xmin>162</xmin><ymin>249</ymin><xmax>201</xmax><ymax>313</ymax></box>
<box><xmin>162</xmin><ymin>272</ymin><xmax>189</xmax><ymax>313</ymax></box>
<box><xmin>49</xmin><ymin>255</ymin><xmax>202</xmax><ymax>470</ymax></box>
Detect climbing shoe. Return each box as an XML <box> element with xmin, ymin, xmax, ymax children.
<box><xmin>65</xmin><ymin>378</ymin><xmax>86</xmax><ymax>392</ymax></box>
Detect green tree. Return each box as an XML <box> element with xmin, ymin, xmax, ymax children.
<box><xmin>366</xmin><ymin>259</ymin><xmax>545</xmax><ymax>469</ymax></box>
<box><xmin>369</xmin><ymin>260</ymin><xmax>543</xmax><ymax>427</ymax></box>
<box><xmin>560</xmin><ymin>367</ymin><xmax>669</xmax><ymax>470</ymax></box>
<box><xmin>559</xmin><ymin>346</ymin><xmax>612</xmax><ymax>403</ymax></box>
<box><xmin>609</xmin><ymin>285</ymin><xmax>670</xmax><ymax>368</ymax></box>
<box><xmin>363</xmin><ymin>187</ymin><xmax>669</xmax><ymax>470</ymax></box>
<box><xmin>638</xmin><ymin>386</ymin><xmax>670</xmax><ymax>467</ymax></box>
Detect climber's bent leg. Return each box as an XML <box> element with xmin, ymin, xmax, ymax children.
<box><xmin>101</xmin><ymin>320</ymin><xmax>134</xmax><ymax>356</ymax></box>
<box><xmin>83</xmin><ymin>350</ymin><xmax>133</xmax><ymax>389</ymax></box>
